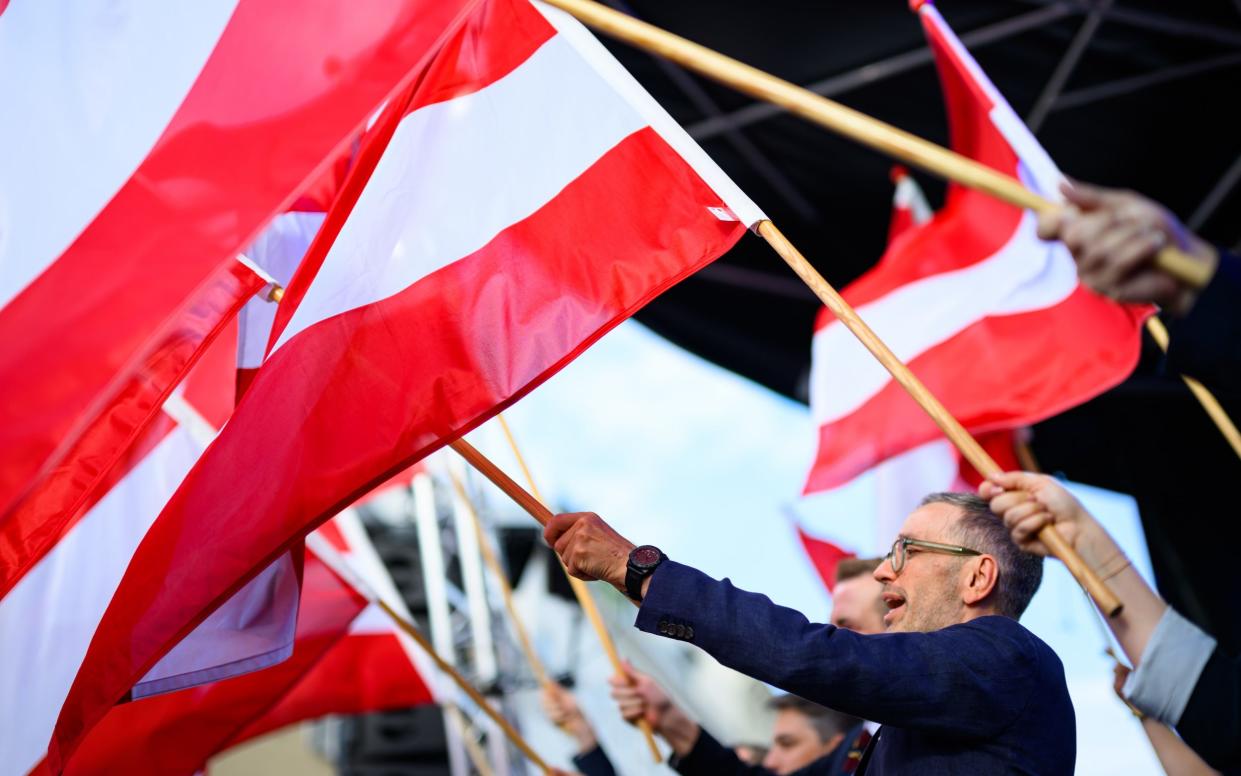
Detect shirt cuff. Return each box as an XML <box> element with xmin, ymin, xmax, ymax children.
<box><xmin>1124</xmin><ymin>607</ymin><xmax>1217</xmax><ymax>725</ymax></box>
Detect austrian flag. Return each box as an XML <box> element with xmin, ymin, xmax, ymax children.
<box><xmin>56</xmin><ymin>0</ymin><xmax>763</xmax><ymax>769</ymax></box>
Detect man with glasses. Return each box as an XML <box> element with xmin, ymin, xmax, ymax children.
<box><xmin>544</xmin><ymin>492</ymin><xmax>1073</xmax><ymax>774</ymax></box>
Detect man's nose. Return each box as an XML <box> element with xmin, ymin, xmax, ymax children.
<box><xmin>874</xmin><ymin>557</ymin><xmax>895</xmax><ymax>582</ymax></box>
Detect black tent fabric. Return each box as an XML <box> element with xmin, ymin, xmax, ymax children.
<box><xmin>594</xmin><ymin>0</ymin><xmax>1241</xmax><ymax>650</ymax></box>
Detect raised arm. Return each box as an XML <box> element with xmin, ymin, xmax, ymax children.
<box><xmin>544</xmin><ymin>511</ymin><xmax>1046</xmax><ymax>738</ymax></box>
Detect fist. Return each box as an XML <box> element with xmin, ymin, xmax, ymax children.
<box><xmin>609</xmin><ymin>660</ymin><xmax>672</xmax><ymax>728</ymax></box>
<box><xmin>979</xmin><ymin>471</ymin><xmax>1089</xmax><ymax>556</ymax></box>
<box><xmin>544</xmin><ymin>512</ymin><xmax>635</xmax><ymax>592</ymax></box>
<box><xmin>1037</xmin><ymin>181</ymin><xmax>1214</xmax><ymax>315</ymax></box>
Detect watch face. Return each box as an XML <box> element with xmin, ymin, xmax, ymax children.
<box><xmin>631</xmin><ymin>545</ymin><xmax>662</xmax><ymax>569</ymax></box>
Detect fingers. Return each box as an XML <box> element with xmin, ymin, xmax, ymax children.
<box><xmin>995</xmin><ymin>496</ymin><xmax>1045</xmax><ymax>525</ymax></box>
<box><xmin>544</xmin><ymin>512</ymin><xmax>584</xmax><ymax>547</ymax></box>
<box><xmin>1037</xmin><ymin>206</ymin><xmax>1069</xmax><ymax>241</ymax></box>
<box><xmin>1060</xmin><ymin>180</ymin><xmax>1113</xmax><ymax>210</ymax></box>
<box><xmin>1007</xmin><ymin>511</ymin><xmax>1053</xmax><ymax>547</ymax></box>
<box><xmin>1061</xmin><ymin>208</ymin><xmax>1115</xmax><ymax>264</ymax></box>
<box><xmin>609</xmin><ymin>682</ymin><xmax>647</xmax><ymax>722</ymax></box>
<box><xmin>982</xmin><ymin>470</ymin><xmax>1041</xmax><ymax>493</ymax></box>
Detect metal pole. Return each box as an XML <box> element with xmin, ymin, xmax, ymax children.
<box><xmin>413</xmin><ymin>472</ymin><xmax>470</xmax><ymax>776</ymax></box>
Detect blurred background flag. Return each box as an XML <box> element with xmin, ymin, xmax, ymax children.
<box><xmin>802</xmin><ymin>0</ymin><xmax>1151</xmax><ymax>507</ymax></box>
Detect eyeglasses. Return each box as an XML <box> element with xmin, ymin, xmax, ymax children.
<box><xmin>885</xmin><ymin>537</ymin><xmax>981</xmax><ymax>574</ymax></box>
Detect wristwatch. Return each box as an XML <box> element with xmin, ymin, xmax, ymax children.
<box><xmin>625</xmin><ymin>545</ymin><xmax>666</xmax><ymax>602</ymax></box>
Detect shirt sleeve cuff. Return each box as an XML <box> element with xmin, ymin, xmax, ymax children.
<box><xmin>1123</xmin><ymin>607</ymin><xmax>1217</xmax><ymax>725</ymax></box>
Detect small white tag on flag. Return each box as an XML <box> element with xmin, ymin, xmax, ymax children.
<box><xmin>707</xmin><ymin>206</ymin><xmax>738</xmax><ymax>222</ymax></box>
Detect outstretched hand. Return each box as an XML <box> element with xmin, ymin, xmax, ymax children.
<box><xmin>544</xmin><ymin>512</ymin><xmax>635</xmax><ymax>594</ymax></box>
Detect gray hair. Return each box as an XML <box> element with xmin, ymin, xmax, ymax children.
<box><xmin>919</xmin><ymin>492</ymin><xmax>1044</xmax><ymax>619</ymax></box>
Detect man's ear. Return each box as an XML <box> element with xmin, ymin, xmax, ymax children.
<box><xmin>962</xmin><ymin>554</ymin><xmax>999</xmax><ymax>606</ymax></box>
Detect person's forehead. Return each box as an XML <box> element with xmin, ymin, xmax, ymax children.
<box><xmin>833</xmin><ymin>574</ymin><xmax>879</xmax><ymax>602</ymax></box>
<box><xmin>773</xmin><ymin>708</ymin><xmax>815</xmax><ymax>733</ymax></box>
<box><xmin>898</xmin><ymin>501</ymin><xmax>960</xmax><ymax>541</ymax></box>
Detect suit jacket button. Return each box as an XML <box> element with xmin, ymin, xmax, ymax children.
<box><xmin>658</xmin><ymin>618</ymin><xmax>670</xmax><ymax>635</ymax></box>
<box><xmin>674</xmin><ymin>624</ymin><xmax>686</xmax><ymax>638</ymax></box>
<box><xmin>685</xmin><ymin>626</ymin><xmax>694</xmax><ymax>640</ymax></box>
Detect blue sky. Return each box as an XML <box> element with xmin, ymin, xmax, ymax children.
<box><xmin>468</xmin><ymin>319</ymin><xmax>1164</xmax><ymax>773</ymax></box>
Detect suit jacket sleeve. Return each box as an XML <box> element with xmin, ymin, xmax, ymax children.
<box><xmin>1166</xmin><ymin>248</ymin><xmax>1241</xmax><ymax>395</ymax></box>
<box><xmin>1176</xmin><ymin>646</ymin><xmax>1241</xmax><ymax>771</ymax></box>
<box><xmin>635</xmin><ymin>561</ymin><xmax>1043</xmax><ymax>739</ymax></box>
<box><xmin>670</xmin><ymin>727</ymin><xmax>772</xmax><ymax>776</ymax></box>
<box><xmin>571</xmin><ymin>745</ymin><xmax>618</xmax><ymax>776</ymax></box>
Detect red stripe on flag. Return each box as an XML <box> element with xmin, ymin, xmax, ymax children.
<box><xmin>49</xmin><ymin>127</ymin><xmax>745</xmax><ymax>768</ymax></box>
<box><xmin>0</xmin><ymin>265</ymin><xmax>261</xmax><ymax>599</ymax></box>
<box><xmin>805</xmin><ymin>286</ymin><xmax>1147</xmax><ymax>493</ymax></box>
<box><xmin>271</xmin><ymin>0</ymin><xmax>556</xmax><ymax>348</ymax></box>
<box><xmin>230</xmin><ymin>633</ymin><xmax>434</xmax><ymax>747</ymax></box>
<box><xmin>0</xmin><ymin>0</ymin><xmax>478</xmax><ymax>521</ymax></box>
<box><xmin>795</xmin><ymin>528</ymin><xmax>856</xmax><ymax>594</ymax></box>
<box><xmin>62</xmin><ymin>555</ymin><xmax>366</xmax><ymax>775</ymax></box>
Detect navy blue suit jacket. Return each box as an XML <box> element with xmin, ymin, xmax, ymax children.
<box><xmin>636</xmin><ymin>561</ymin><xmax>1075</xmax><ymax>775</ymax></box>
<box><xmin>1167</xmin><ymin>248</ymin><xmax>1241</xmax><ymax>395</ymax></box>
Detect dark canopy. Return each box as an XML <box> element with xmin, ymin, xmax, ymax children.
<box><xmin>599</xmin><ymin>0</ymin><xmax>1241</xmax><ymax>649</ymax></box>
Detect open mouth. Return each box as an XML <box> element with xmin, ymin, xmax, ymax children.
<box><xmin>882</xmin><ymin>592</ymin><xmax>906</xmax><ymax>622</ymax></box>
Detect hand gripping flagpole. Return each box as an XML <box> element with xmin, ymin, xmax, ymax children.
<box><xmin>472</xmin><ymin>414</ymin><xmax>664</xmax><ymax>762</ymax></box>
<box><xmin>306</xmin><ymin>532</ymin><xmax>554</xmax><ymax>775</ymax></box>
<box><xmin>538</xmin><ymin>0</ymin><xmax>1213</xmax><ymax>291</ymax></box>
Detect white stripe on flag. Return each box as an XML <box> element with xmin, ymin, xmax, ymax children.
<box><xmin>810</xmin><ymin>208</ymin><xmax>1077</xmax><ymax>425</ymax></box>
<box><xmin>0</xmin><ymin>428</ymin><xmax>201</xmax><ymax>776</ymax></box>
<box><xmin>0</xmin><ymin>0</ymin><xmax>239</xmax><ymax>307</ymax></box>
<box><xmin>274</xmin><ymin>34</ymin><xmax>647</xmax><ymax>353</ymax></box>
<box><xmin>532</xmin><ymin>1</ymin><xmax>765</xmax><ymax>228</ymax></box>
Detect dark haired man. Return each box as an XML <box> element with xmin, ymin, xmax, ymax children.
<box><xmin>545</xmin><ymin>492</ymin><xmax>1074</xmax><ymax>773</ymax></box>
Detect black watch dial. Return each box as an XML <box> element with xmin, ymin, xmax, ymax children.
<box><xmin>631</xmin><ymin>545</ymin><xmax>662</xmax><ymax>570</ymax></box>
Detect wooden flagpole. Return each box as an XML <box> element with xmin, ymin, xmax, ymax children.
<box><xmin>445</xmin><ymin>466</ymin><xmax>553</xmax><ymax>688</ymax></box>
<box><xmin>491</xmin><ymin>414</ymin><xmax>663</xmax><ymax>762</ymax></box>
<box><xmin>305</xmin><ymin>532</ymin><xmax>552</xmax><ymax>773</ymax></box>
<box><xmin>445</xmin><ymin>703</ymin><xmax>498</xmax><ymax>776</ymax></box>
<box><xmin>1144</xmin><ymin>317</ymin><xmax>1241</xmax><ymax>461</ymax></box>
<box><xmin>539</xmin><ymin>0</ymin><xmax>1213</xmax><ymax>290</ymax></box>
<box><xmin>376</xmin><ymin>599</ymin><xmax>554</xmax><ymax>774</ymax></box>
<box><xmin>448</xmin><ymin>437</ymin><xmax>666</xmax><ymax>762</ymax></box>
<box><xmin>755</xmin><ymin>220</ymin><xmax>1124</xmax><ymax>616</ymax></box>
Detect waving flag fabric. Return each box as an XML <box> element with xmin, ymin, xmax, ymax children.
<box><xmin>2</xmin><ymin>205</ymin><xmax>332</xmax><ymax>775</ymax></box>
<box><xmin>0</xmin><ymin>0</ymin><xmax>476</xmax><ymax>580</ymax></box>
<box><xmin>42</xmin><ymin>1</ymin><xmax>763</xmax><ymax>771</ymax></box>
<box><xmin>802</xmin><ymin>2</ymin><xmax>1149</xmax><ymax>495</ymax></box>
<box><xmin>63</xmin><ymin>512</ymin><xmax>435</xmax><ymax>775</ymax></box>
<box><xmin>800</xmin><ymin>169</ymin><xmax>1023</xmax><ymax>560</ymax></box>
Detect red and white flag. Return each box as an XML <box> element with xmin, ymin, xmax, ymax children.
<box><xmin>40</xmin><ymin>0</ymin><xmax>763</xmax><ymax>771</ymax></box>
<box><xmin>0</xmin><ymin>0</ymin><xmax>477</xmax><ymax>581</ymax></box>
<box><xmin>0</xmin><ymin>311</ymin><xmax>320</xmax><ymax>776</ymax></box>
<box><xmin>802</xmin><ymin>1</ymin><xmax>1150</xmax><ymax>499</ymax></box>
<box><xmin>63</xmin><ymin>511</ymin><xmax>436</xmax><ymax>775</ymax></box>
<box><xmin>0</xmin><ymin>202</ymin><xmax>343</xmax><ymax>776</ymax></box>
